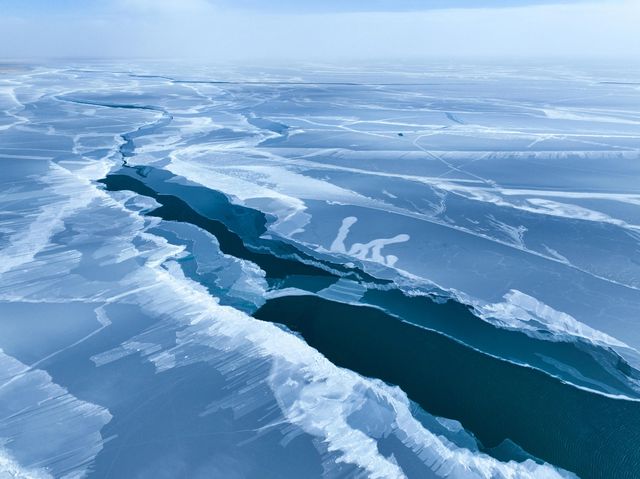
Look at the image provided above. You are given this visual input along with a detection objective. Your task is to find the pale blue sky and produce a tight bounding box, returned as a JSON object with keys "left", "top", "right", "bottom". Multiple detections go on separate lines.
{"left": 0, "top": 0, "right": 591, "bottom": 13}
{"left": 0, "top": 0, "right": 638, "bottom": 61}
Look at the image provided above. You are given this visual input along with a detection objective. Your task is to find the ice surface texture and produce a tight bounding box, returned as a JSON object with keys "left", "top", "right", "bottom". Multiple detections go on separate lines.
{"left": 0, "top": 62, "right": 639, "bottom": 478}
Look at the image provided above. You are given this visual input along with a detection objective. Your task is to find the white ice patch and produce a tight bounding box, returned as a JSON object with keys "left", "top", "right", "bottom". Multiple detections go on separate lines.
{"left": 442, "top": 183, "right": 640, "bottom": 231}
{"left": 166, "top": 154, "right": 311, "bottom": 237}
{"left": 220, "top": 164, "right": 370, "bottom": 204}
{"left": 330, "top": 216, "right": 410, "bottom": 267}
{"left": 542, "top": 107, "right": 640, "bottom": 125}
{"left": 317, "top": 278, "right": 367, "bottom": 304}
{"left": 382, "top": 189, "right": 398, "bottom": 199}
{"left": 478, "top": 290, "right": 628, "bottom": 348}
{"left": 0, "top": 163, "right": 101, "bottom": 276}
{"left": 264, "top": 287, "right": 313, "bottom": 299}
{"left": 487, "top": 216, "right": 528, "bottom": 249}
{"left": 0, "top": 84, "right": 29, "bottom": 132}
{"left": 91, "top": 341, "right": 162, "bottom": 368}
{"left": 0, "top": 350, "right": 111, "bottom": 478}
{"left": 110, "top": 190, "right": 162, "bottom": 214}
{"left": 0, "top": 448, "right": 52, "bottom": 479}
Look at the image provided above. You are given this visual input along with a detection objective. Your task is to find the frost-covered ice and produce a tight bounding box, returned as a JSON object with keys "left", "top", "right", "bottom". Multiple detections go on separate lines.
{"left": 1, "top": 62, "right": 639, "bottom": 478}
{"left": 477, "top": 290, "right": 628, "bottom": 348}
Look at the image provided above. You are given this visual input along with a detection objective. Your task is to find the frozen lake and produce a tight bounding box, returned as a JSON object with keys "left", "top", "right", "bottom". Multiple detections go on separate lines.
{"left": 1, "top": 62, "right": 639, "bottom": 478}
